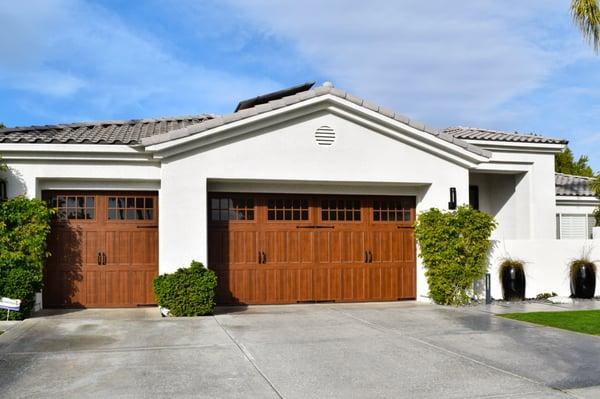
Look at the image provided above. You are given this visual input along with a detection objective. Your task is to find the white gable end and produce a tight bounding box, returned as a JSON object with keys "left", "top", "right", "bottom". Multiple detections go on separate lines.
{"left": 158, "top": 109, "right": 471, "bottom": 275}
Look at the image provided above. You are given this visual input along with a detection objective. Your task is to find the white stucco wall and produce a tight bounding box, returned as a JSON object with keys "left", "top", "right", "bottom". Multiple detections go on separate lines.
{"left": 472, "top": 149, "right": 558, "bottom": 240}
{"left": 488, "top": 239, "right": 600, "bottom": 298}
{"left": 0, "top": 108, "right": 569, "bottom": 304}
{"left": 159, "top": 111, "right": 471, "bottom": 299}
{"left": 556, "top": 202, "right": 598, "bottom": 215}
{"left": 0, "top": 145, "right": 160, "bottom": 198}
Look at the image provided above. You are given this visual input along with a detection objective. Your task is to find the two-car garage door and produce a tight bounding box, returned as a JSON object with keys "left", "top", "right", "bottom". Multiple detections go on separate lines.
{"left": 208, "top": 194, "right": 416, "bottom": 305}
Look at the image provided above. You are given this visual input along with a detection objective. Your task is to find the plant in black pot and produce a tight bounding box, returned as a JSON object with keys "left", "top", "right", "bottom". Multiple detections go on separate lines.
{"left": 499, "top": 259, "right": 526, "bottom": 301}
{"left": 570, "top": 258, "right": 596, "bottom": 299}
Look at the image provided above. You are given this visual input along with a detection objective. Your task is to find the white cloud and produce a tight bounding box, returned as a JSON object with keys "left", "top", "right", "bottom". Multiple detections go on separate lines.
{"left": 225, "top": 0, "right": 584, "bottom": 126}
{"left": 0, "top": 0, "right": 280, "bottom": 120}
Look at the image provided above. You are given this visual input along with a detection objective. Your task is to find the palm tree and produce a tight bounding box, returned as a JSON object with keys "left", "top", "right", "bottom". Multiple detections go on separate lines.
{"left": 572, "top": 0, "right": 600, "bottom": 51}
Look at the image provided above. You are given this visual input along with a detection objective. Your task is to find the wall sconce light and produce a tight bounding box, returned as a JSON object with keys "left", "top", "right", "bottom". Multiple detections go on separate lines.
{"left": 448, "top": 187, "right": 457, "bottom": 210}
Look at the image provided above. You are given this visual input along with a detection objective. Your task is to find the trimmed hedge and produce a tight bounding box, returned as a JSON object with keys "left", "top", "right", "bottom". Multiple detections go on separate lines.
{"left": 152, "top": 261, "right": 217, "bottom": 316}
{"left": 0, "top": 196, "right": 54, "bottom": 319}
{"left": 414, "top": 206, "right": 497, "bottom": 305}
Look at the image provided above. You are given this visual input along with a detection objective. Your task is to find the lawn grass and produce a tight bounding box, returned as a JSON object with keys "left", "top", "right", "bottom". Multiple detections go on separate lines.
{"left": 500, "top": 310, "right": 600, "bottom": 336}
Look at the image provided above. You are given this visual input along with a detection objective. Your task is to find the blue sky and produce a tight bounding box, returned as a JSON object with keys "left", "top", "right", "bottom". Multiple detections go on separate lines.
{"left": 1, "top": 0, "right": 600, "bottom": 170}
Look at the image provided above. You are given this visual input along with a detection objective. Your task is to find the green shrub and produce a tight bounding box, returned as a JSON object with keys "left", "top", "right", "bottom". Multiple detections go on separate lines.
{"left": 414, "top": 205, "right": 497, "bottom": 305}
{"left": 0, "top": 196, "right": 54, "bottom": 319}
{"left": 152, "top": 261, "right": 217, "bottom": 316}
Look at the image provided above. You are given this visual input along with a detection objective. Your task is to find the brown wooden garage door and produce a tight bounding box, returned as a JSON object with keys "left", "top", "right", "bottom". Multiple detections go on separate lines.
{"left": 208, "top": 194, "right": 416, "bottom": 305}
{"left": 43, "top": 191, "right": 158, "bottom": 308}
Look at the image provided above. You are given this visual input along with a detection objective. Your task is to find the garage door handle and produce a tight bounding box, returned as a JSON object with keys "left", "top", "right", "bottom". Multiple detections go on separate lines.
{"left": 364, "top": 251, "right": 368, "bottom": 263}
{"left": 258, "top": 251, "right": 262, "bottom": 264}
{"left": 368, "top": 251, "right": 373, "bottom": 263}
{"left": 97, "top": 252, "right": 102, "bottom": 265}
{"left": 261, "top": 251, "right": 267, "bottom": 264}
{"left": 102, "top": 252, "right": 107, "bottom": 265}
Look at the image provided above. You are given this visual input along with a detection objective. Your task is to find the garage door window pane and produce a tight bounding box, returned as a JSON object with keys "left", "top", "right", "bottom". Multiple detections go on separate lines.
{"left": 210, "top": 196, "right": 255, "bottom": 221}
{"left": 267, "top": 197, "right": 309, "bottom": 221}
{"left": 50, "top": 195, "right": 95, "bottom": 221}
{"left": 373, "top": 198, "right": 415, "bottom": 222}
{"left": 321, "top": 199, "right": 361, "bottom": 222}
{"left": 108, "top": 196, "right": 155, "bottom": 221}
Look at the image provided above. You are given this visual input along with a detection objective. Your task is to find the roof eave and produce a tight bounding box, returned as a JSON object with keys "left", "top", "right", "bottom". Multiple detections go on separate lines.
{"left": 462, "top": 139, "right": 566, "bottom": 153}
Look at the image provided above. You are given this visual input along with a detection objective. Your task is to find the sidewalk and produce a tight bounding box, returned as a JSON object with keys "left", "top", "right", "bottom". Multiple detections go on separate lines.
{"left": 474, "top": 298, "right": 600, "bottom": 314}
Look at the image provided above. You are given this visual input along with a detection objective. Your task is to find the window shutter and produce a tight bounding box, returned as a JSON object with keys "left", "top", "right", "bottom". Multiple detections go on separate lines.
{"left": 560, "top": 214, "right": 588, "bottom": 239}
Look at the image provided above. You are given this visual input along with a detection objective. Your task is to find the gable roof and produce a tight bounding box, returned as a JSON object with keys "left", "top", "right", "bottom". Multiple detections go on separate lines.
{"left": 139, "top": 84, "right": 491, "bottom": 158}
{"left": 555, "top": 173, "right": 597, "bottom": 197}
{"left": 0, "top": 83, "right": 567, "bottom": 156}
{"left": 0, "top": 115, "right": 213, "bottom": 145}
{"left": 444, "top": 126, "right": 568, "bottom": 145}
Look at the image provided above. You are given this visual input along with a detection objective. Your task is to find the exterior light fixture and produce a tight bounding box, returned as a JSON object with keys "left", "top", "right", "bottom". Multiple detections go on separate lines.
{"left": 448, "top": 187, "right": 457, "bottom": 210}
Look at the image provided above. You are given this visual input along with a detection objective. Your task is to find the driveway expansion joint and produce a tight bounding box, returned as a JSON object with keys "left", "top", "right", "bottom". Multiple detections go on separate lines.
{"left": 213, "top": 315, "right": 284, "bottom": 399}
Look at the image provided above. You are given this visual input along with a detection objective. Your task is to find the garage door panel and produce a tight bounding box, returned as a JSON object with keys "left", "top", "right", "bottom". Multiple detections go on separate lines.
{"left": 401, "top": 262, "right": 416, "bottom": 298}
{"left": 83, "top": 230, "right": 99, "bottom": 265}
{"left": 313, "top": 268, "right": 329, "bottom": 300}
{"left": 208, "top": 229, "right": 229, "bottom": 268}
{"left": 131, "top": 230, "right": 157, "bottom": 265}
{"left": 85, "top": 270, "right": 106, "bottom": 306}
{"left": 130, "top": 270, "right": 156, "bottom": 305}
{"left": 392, "top": 231, "right": 403, "bottom": 262}
{"left": 315, "top": 231, "right": 331, "bottom": 264}
{"left": 297, "top": 268, "right": 313, "bottom": 301}
{"left": 403, "top": 230, "right": 416, "bottom": 261}
{"left": 368, "top": 267, "right": 382, "bottom": 299}
{"left": 353, "top": 232, "right": 368, "bottom": 264}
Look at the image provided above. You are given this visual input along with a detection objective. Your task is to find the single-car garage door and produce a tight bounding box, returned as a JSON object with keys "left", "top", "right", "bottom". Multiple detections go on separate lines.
{"left": 43, "top": 191, "right": 158, "bottom": 308}
{"left": 208, "top": 194, "right": 416, "bottom": 304}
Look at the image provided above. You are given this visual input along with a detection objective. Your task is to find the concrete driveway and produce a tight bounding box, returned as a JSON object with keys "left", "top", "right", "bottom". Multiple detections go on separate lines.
{"left": 1, "top": 302, "right": 600, "bottom": 399}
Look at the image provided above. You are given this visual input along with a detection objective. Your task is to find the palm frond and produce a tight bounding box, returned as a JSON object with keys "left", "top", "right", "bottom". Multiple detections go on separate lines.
{"left": 572, "top": 0, "right": 600, "bottom": 52}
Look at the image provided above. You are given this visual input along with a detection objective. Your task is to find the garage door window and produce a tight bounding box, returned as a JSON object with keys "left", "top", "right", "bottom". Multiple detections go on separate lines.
{"left": 108, "top": 196, "right": 154, "bottom": 221}
{"left": 267, "top": 198, "right": 309, "bottom": 221}
{"left": 210, "top": 197, "right": 254, "bottom": 221}
{"left": 321, "top": 199, "right": 361, "bottom": 221}
{"left": 50, "top": 195, "right": 95, "bottom": 221}
{"left": 373, "top": 198, "right": 414, "bottom": 222}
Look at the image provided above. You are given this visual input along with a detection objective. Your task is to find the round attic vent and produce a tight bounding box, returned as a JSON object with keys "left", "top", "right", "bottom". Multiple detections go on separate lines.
{"left": 315, "top": 125, "right": 335, "bottom": 146}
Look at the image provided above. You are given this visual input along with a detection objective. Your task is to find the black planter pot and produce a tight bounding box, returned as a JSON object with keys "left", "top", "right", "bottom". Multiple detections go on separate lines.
{"left": 501, "top": 266, "right": 526, "bottom": 301}
{"left": 570, "top": 264, "right": 596, "bottom": 299}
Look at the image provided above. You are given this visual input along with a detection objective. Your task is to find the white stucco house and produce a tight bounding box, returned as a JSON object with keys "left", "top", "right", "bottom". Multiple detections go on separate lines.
{"left": 0, "top": 81, "right": 598, "bottom": 308}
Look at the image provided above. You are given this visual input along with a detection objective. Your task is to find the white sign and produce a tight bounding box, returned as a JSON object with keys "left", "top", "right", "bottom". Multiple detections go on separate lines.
{"left": 0, "top": 297, "right": 21, "bottom": 312}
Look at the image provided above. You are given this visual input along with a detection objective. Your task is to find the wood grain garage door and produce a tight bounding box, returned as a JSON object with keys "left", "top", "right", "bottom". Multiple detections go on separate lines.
{"left": 208, "top": 194, "right": 416, "bottom": 305}
{"left": 43, "top": 191, "right": 158, "bottom": 308}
